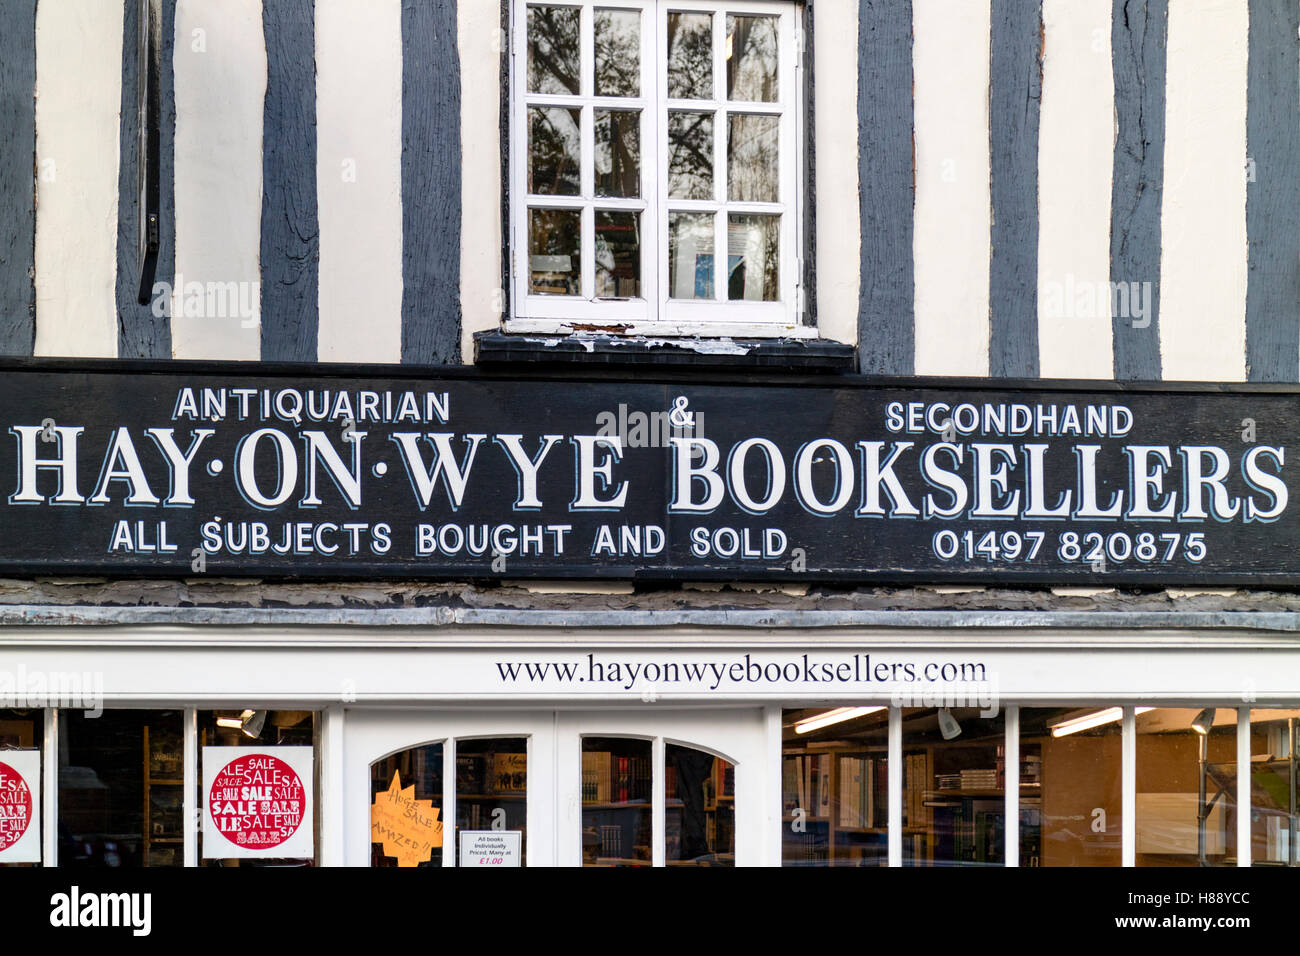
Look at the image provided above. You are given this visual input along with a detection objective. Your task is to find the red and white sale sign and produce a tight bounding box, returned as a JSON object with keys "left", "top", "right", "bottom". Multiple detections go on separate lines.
{"left": 202, "top": 747, "right": 313, "bottom": 859}
{"left": 0, "top": 751, "right": 40, "bottom": 863}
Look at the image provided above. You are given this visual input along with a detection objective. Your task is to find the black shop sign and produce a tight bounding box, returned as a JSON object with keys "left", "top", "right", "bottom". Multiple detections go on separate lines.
{"left": 1, "top": 359, "right": 1295, "bottom": 586}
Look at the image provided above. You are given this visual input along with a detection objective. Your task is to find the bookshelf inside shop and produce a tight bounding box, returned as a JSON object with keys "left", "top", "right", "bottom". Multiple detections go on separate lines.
{"left": 455, "top": 742, "right": 527, "bottom": 854}
{"left": 581, "top": 740, "right": 735, "bottom": 866}
{"left": 142, "top": 723, "right": 184, "bottom": 867}
{"left": 783, "top": 740, "right": 1043, "bottom": 866}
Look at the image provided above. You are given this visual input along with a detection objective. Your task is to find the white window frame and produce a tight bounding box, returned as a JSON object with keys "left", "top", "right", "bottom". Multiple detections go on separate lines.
{"left": 508, "top": 0, "right": 811, "bottom": 338}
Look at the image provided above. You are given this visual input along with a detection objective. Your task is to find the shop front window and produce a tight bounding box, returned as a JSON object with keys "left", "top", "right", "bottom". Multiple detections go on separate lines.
{"left": 371, "top": 742, "right": 445, "bottom": 868}
{"left": 781, "top": 707, "right": 889, "bottom": 866}
{"left": 199, "top": 710, "right": 318, "bottom": 867}
{"left": 59, "top": 709, "right": 184, "bottom": 867}
{"left": 455, "top": 737, "right": 528, "bottom": 865}
{"left": 1248, "top": 709, "right": 1300, "bottom": 865}
{"left": 1020, "top": 707, "right": 1122, "bottom": 867}
{"left": 0, "top": 709, "right": 42, "bottom": 867}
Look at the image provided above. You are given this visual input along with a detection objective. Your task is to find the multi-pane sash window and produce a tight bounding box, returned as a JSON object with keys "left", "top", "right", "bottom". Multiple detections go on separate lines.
{"left": 510, "top": 0, "right": 803, "bottom": 335}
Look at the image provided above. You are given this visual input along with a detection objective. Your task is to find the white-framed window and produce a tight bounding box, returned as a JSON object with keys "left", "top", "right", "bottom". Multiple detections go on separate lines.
{"left": 508, "top": 0, "right": 808, "bottom": 338}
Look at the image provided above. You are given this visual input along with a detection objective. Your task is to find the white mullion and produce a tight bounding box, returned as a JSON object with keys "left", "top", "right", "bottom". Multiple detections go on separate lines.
{"left": 1004, "top": 705, "right": 1019, "bottom": 867}
{"left": 1237, "top": 708, "right": 1251, "bottom": 867}
{"left": 779, "top": 3, "right": 797, "bottom": 312}
{"left": 638, "top": 1, "right": 657, "bottom": 311}
{"left": 513, "top": 1, "right": 531, "bottom": 315}
{"left": 658, "top": 0, "right": 673, "bottom": 312}
{"left": 652, "top": 736, "right": 666, "bottom": 867}
{"left": 1122, "top": 706, "right": 1136, "bottom": 866}
{"left": 888, "top": 707, "right": 903, "bottom": 867}
{"left": 580, "top": 4, "right": 596, "bottom": 299}
{"left": 443, "top": 737, "right": 457, "bottom": 867}
{"left": 525, "top": 194, "right": 589, "bottom": 209}
{"left": 42, "top": 708, "right": 57, "bottom": 866}
{"left": 712, "top": 10, "right": 728, "bottom": 302}
{"left": 183, "top": 707, "right": 198, "bottom": 866}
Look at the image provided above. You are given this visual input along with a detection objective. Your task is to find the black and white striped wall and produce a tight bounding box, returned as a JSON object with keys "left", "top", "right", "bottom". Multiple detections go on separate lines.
{"left": 0, "top": 0, "right": 1296, "bottom": 382}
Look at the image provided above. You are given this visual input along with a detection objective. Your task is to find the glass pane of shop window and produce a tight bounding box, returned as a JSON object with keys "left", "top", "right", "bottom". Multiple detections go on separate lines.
{"left": 595, "top": 211, "right": 640, "bottom": 298}
{"left": 594, "top": 8, "right": 639, "bottom": 97}
{"left": 726, "top": 214, "right": 779, "bottom": 301}
{"left": 595, "top": 109, "right": 640, "bottom": 197}
{"left": 199, "top": 710, "right": 318, "bottom": 866}
{"left": 1136, "top": 707, "right": 1237, "bottom": 867}
{"left": 781, "top": 707, "right": 889, "bottom": 867}
{"left": 668, "top": 212, "right": 715, "bottom": 299}
{"left": 0, "top": 709, "right": 41, "bottom": 867}
{"left": 529, "top": 208, "right": 582, "bottom": 295}
{"left": 371, "top": 743, "right": 444, "bottom": 868}
{"left": 1247, "top": 709, "right": 1300, "bottom": 865}
{"left": 666, "top": 745, "right": 734, "bottom": 866}
{"left": 668, "top": 111, "right": 713, "bottom": 199}
{"left": 455, "top": 738, "right": 527, "bottom": 866}
{"left": 667, "top": 12, "right": 713, "bottom": 100}
{"left": 727, "top": 113, "right": 778, "bottom": 202}
{"left": 528, "top": 4, "right": 580, "bottom": 94}
{"left": 529, "top": 106, "right": 581, "bottom": 196}
{"left": 581, "top": 737, "right": 652, "bottom": 866}
{"left": 726, "top": 15, "right": 778, "bottom": 102}
{"left": 901, "top": 707, "right": 1007, "bottom": 867}
{"left": 1018, "top": 707, "right": 1122, "bottom": 866}
{"left": 58, "top": 709, "right": 183, "bottom": 867}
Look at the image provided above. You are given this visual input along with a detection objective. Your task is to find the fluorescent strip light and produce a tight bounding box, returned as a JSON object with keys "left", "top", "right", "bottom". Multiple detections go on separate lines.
{"left": 216, "top": 709, "right": 255, "bottom": 730}
{"left": 794, "top": 706, "right": 886, "bottom": 735}
{"left": 1050, "top": 706, "right": 1154, "bottom": 737}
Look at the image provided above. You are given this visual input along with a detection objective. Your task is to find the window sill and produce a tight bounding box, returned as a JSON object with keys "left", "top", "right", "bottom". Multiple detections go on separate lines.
{"left": 473, "top": 331, "right": 857, "bottom": 372}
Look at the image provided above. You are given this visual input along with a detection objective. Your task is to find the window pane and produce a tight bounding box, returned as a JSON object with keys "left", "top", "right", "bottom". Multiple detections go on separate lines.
{"left": 595, "top": 109, "right": 640, "bottom": 197}
{"left": 58, "top": 709, "right": 183, "bottom": 867}
{"left": 1019, "top": 707, "right": 1122, "bottom": 866}
{"left": 667, "top": 744, "right": 734, "bottom": 866}
{"left": 727, "top": 113, "right": 779, "bottom": 202}
{"left": 727, "top": 214, "right": 779, "bottom": 301}
{"left": 1137, "top": 708, "right": 1237, "bottom": 867}
{"left": 669, "top": 212, "right": 714, "bottom": 299}
{"left": 528, "top": 5, "right": 580, "bottom": 94}
{"left": 667, "top": 12, "right": 713, "bottom": 99}
{"left": 781, "top": 708, "right": 889, "bottom": 867}
{"left": 200, "top": 710, "right": 317, "bottom": 866}
{"left": 0, "top": 710, "right": 41, "bottom": 867}
{"left": 596, "top": 211, "right": 640, "bottom": 298}
{"left": 529, "top": 106, "right": 581, "bottom": 196}
{"left": 1248, "top": 709, "right": 1300, "bottom": 865}
{"left": 529, "top": 208, "right": 581, "bottom": 295}
{"left": 727, "top": 15, "right": 779, "bottom": 102}
{"left": 595, "top": 8, "right": 639, "bottom": 97}
{"left": 581, "top": 737, "right": 652, "bottom": 866}
{"left": 902, "top": 707, "right": 1007, "bottom": 867}
{"left": 371, "top": 743, "right": 444, "bottom": 868}
{"left": 668, "top": 111, "right": 713, "bottom": 199}
{"left": 456, "top": 738, "right": 527, "bottom": 866}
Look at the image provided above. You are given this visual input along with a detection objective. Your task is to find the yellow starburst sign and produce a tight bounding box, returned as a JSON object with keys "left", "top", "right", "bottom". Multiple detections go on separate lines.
{"left": 371, "top": 771, "right": 443, "bottom": 867}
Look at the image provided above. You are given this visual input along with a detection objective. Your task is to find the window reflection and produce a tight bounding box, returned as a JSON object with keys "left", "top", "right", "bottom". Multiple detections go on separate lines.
{"left": 667, "top": 12, "right": 713, "bottom": 99}
{"left": 668, "top": 111, "right": 713, "bottom": 199}
{"left": 727, "top": 114, "right": 778, "bottom": 202}
{"left": 1248, "top": 709, "right": 1300, "bottom": 865}
{"left": 529, "top": 208, "right": 582, "bottom": 295}
{"left": 528, "top": 5, "right": 580, "bottom": 94}
{"left": 669, "top": 212, "right": 715, "bottom": 299}
{"left": 581, "top": 737, "right": 652, "bottom": 866}
{"left": 666, "top": 744, "right": 734, "bottom": 866}
{"left": 1136, "top": 708, "right": 1237, "bottom": 867}
{"left": 595, "top": 211, "right": 640, "bottom": 298}
{"left": 595, "top": 109, "right": 640, "bottom": 197}
{"left": 726, "top": 15, "right": 778, "bottom": 102}
{"left": 529, "top": 106, "right": 581, "bottom": 196}
{"left": 781, "top": 707, "right": 889, "bottom": 866}
{"left": 727, "top": 214, "right": 779, "bottom": 301}
{"left": 595, "top": 8, "right": 639, "bottom": 96}
{"left": 59, "top": 710, "right": 184, "bottom": 868}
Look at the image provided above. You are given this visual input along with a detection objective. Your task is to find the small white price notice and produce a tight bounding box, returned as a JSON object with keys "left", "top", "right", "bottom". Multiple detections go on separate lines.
{"left": 460, "top": 830, "right": 521, "bottom": 867}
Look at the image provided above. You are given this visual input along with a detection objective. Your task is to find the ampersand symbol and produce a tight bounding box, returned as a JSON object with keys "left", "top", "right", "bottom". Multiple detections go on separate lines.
{"left": 669, "top": 395, "right": 694, "bottom": 429}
